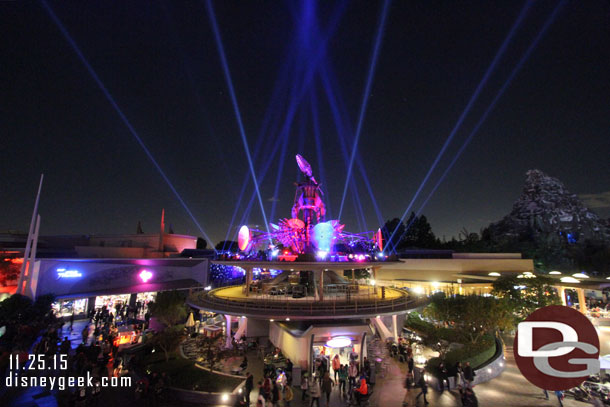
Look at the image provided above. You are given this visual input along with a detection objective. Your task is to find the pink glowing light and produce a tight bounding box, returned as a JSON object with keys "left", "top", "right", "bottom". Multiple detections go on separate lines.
{"left": 139, "top": 269, "right": 153, "bottom": 283}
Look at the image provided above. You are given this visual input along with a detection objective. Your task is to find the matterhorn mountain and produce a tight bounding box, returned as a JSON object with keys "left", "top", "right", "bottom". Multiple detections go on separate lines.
{"left": 485, "top": 169, "right": 609, "bottom": 245}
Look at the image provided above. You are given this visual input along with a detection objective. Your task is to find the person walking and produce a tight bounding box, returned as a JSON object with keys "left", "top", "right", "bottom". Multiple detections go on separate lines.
{"left": 438, "top": 362, "right": 450, "bottom": 393}
{"left": 348, "top": 361, "right": 358, "bottom": 389}
{"left": 332, "top": 354, "right": 341, "bottom": 381}
{"left": 338, "top": 364, "right": 348, "bottom": 397}
{"left": 69, "top": 312, "right": 75, "bottom": 331}
{"left": 309, "top": 378, "right": 321, "bottom": 407}
{"left": 415, "top": 370, "right": 429, "bottom": 405}
{"left": 283, "top": 381, "right": 294, "bottom": 407}
{"left": 271, "top": 381, "right": 281, "bottom": 407}
{"left": 301, "top": 373, "right": 309, "bottom": 402}
{"left": 321, "top": 372, "right": 334, "bottom": 407}
{"left": 244, "top": 372, "right": 253, "bottom": 406}
{"left": 555, "top": 390, "right": 564, "bottom": 407}
{"left": 402, "top": 371, "right": 414, "bottom": 406}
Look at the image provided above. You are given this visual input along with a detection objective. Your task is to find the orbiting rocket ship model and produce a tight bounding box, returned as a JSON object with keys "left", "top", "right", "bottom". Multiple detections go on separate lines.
{"left": 237, "top": 154, "right": 383, "bottom": 258}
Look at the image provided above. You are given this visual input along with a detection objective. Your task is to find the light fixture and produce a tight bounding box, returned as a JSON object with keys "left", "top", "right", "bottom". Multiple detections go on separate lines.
{"left": 549, "top": 271, "right": 562, "bottom": 275}
{"left": 326, "top": 336, "right": 352, "bottom": 348}
{"left": 221, "top": 393, "right": 229, "bottom": 402}
{"left": 487, "top": 368, "right": 492, "bottom": 374}
{"left": 413, "top": 286, "right": 424, "bottom": 295}
{"left": 488, "top": 272, "right": 500, "bottom": 277}
{"left": 269, "top": 319, "right": 274, "bottom": 322}
{"left": 560, "top": 277, "right": 580, "bottom": 284}
{"left": 285, "top": 318, "right": 290, "bottom": 321}
{"left": 139, "top": 269, "right": 153, "bottom": 283}
{"left": 370, "top": 279, "right": 376, "bottom": 286}
{"left": 432, "top": 281, "right": 440, "bottom": 288}
{"left": 376, "top": 315, "right": 381, "bottom": 319}
{"left": 572, "top": 273, "right": 589, "bottom": 278}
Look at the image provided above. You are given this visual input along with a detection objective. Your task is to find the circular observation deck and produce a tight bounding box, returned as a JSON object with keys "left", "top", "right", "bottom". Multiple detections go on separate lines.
{"left": 187, "top": 284, "right": 424, "bottom": 320}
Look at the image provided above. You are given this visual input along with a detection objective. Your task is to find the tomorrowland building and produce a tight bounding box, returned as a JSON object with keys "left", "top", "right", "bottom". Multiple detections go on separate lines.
{"left": 11, "top": 155, "right": 599, "bottom": 373}
{"left": 186, "top": 156, "right": 534, "bottom": 374}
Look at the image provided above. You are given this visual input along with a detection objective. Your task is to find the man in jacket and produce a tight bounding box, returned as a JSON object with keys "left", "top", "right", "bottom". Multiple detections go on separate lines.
{"left": 244, "top": 372, "right": 253, "bottom": 405}
{"left": 463, "top": 362, "right": 475, "bottom": 387}
{"left": 415, "top": 369, "right": 429, "bottom": 405}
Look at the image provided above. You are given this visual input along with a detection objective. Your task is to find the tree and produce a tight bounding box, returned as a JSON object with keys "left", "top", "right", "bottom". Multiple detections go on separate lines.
{"left": 381, "top": 218, "right": 405, "bottom": 252}
{"left": 196, "top": 237, "right": 208, "bottom": 250}
{"left": 492, "top": 274, "right": 561, "bottom": 323}
{"left": 215, "top": 240, "right": 238, "bottom": 252}
{"left": 148, "top": 291, "right": 188, "bottom": 327}
{"left": 424, "top": 295, "right": 513, "bottom": 345}
{"left": 149, "top": 326, "right": 184, "bottom": 362}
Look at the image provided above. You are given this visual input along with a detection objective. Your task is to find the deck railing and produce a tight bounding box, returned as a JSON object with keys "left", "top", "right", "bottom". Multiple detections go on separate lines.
{"left": 187, "top": 285, "right": 427, "bottom": 317}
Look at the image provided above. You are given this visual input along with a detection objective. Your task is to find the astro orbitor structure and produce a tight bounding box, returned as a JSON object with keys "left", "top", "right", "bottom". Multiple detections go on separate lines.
{"left": 238, "top": 155, "right": 383, "bottom": 260}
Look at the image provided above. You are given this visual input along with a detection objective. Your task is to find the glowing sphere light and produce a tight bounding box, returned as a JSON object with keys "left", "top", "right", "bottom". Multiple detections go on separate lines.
{"left": 326, "top": 336, "right": 352, "bottom": 348}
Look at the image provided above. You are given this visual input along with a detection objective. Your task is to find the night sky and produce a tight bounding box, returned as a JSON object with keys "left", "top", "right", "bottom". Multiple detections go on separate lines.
{"left": 2, "top": 0, "right": 609, "bottom": 246}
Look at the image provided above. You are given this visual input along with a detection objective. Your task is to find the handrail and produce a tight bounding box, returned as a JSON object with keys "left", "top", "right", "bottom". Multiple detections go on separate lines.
{"left": 187, "top": 286, "right": 427, "bottom": 317}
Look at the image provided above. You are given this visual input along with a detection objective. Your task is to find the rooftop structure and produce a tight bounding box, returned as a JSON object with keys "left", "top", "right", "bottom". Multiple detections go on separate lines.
{"left": 235, "top": 155, "right": 383, "bottom": 261}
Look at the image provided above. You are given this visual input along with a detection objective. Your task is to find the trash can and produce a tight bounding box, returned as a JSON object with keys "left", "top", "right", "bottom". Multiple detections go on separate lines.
{"left": 369, "top": 361, "right": 377, "bottom": 384}
{"left": 292, "top": 366, "right": 302, "bottom": 387}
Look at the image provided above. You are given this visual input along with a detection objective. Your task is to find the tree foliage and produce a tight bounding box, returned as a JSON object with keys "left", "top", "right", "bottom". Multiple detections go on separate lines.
{"left": 491, "top": 274, "right": 561, "bottom": 323}
{"left": 148, "top": 290, "right": 188, "bottom": 327}
{"left": 215, "top": 240, "right": 238, "bottom": 252}
{"left": 381, "top": 213, "right": 439, "bottom": 251}
{"left": 196, "top": 237, "right": 208, "bottom": 250}
{"left": 424, "top": 294, "right": 513, "bottom": 345}
{"left": 149, "top": 325, "right": 184, "bottom": 362}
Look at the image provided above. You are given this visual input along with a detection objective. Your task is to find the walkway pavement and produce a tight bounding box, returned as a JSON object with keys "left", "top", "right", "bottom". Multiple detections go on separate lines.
{"left": 7, "top": 324, "right": 597, "bottom": 407}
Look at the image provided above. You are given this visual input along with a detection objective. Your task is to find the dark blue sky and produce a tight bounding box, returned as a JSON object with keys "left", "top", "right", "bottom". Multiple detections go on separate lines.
{"left": 1, "top": 0, "right": 609, "bottom": 246}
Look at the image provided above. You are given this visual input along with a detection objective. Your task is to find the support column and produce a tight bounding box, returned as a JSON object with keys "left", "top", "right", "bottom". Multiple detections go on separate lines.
{"left": 556, "top": 286, "right": 567, "bottom": 306}
{"left": 225, "top": 314, "right": 232, "bottom": 348}
{"left": 577, "top": 288, "right": 587, "bottom": 315}
{"left": 319, "top": 269, "right": 324, "bottom": 302}
{"left": 245, "top": 267, "right": 253, "bottom": 297}
{"left": 372, "top": 267, "right": 379, "bottom": 295}
{"left": 392, "top": 314, "right": 398, "bottom": 341}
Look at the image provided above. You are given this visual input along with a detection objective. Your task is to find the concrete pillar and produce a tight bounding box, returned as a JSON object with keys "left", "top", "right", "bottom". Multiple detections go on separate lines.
{"left": 556, "top": 286, "right": 567, "bottom": 306}
{"left": 372, "top": 267, "right": 379, "bottom": 295}
{"left": 225, "top": 314, "right": 232, "bottom": 348}
{"left": 392, "top": 314, "right": 398, "bottom": 341}
{"left": 577, "top": 288, "right": 587, "bottom": 314}
{"left": 245, "top": 267, "right": 253, "bottom": 297}
{"left": 319, "top": 269, "right": 324, "bottom": 301}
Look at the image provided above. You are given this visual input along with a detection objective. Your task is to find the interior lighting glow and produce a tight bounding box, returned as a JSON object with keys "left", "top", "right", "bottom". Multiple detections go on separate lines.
{"left": 488, "top": 272, "right": 501, "bottom": 277}
{"left": 572, "top": 273, "right": 589, "bottom": 278}
{"left": 413, "top": 286, "right": 424, "bottom": 295}
{"left": 560, "top": 277, "right": 580, "bottom": 284}
{"left": 221, "top": 393, "right": 229, "bottom": 402}
{"left": 370, "top": 279, "right": 376, "bottom": 286}
{"left": 326, "top": 336, "right": 352, "bottom": 348}
{"left": 549, "top": 271, "right": 562, "bottom": 275}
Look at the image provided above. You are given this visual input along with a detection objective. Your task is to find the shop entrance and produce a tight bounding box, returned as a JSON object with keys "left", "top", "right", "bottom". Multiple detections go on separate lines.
{"left": 52, "top": 298, "right": 88, "bottom": 318}
{"left": 95, "top": 294, "right": 130, "bottom": 316}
